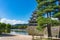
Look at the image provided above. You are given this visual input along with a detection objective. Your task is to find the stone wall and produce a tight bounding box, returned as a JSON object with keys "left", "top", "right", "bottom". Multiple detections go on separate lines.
{"left": 26, "top": 26, "right": 44, "bottom": 36}
{"left": 44, "top": 26, "right": 59, "bottom": 37}
{"left": 27, "top": 26, "right": 59, "bottom": 38}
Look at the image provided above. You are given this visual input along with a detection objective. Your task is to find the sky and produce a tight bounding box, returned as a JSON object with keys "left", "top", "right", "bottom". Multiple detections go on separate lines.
{"left": 0, "top": 0, "right": 37, "bottom": 25}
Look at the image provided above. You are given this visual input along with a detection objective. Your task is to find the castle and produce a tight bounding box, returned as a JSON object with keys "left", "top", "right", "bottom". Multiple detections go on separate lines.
{"left": 28, "top": 11, "right": 37, "bottom": 26}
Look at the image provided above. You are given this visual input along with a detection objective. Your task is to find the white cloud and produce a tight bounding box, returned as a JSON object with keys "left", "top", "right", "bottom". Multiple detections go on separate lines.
{"left": 0, "top": 18, "right": 58, "bottom": 25}
{"left": 0, "top": 18, "right": 28, "bottom": 25}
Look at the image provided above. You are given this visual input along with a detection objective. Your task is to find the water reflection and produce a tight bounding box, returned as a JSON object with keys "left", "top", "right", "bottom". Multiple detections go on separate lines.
{"left": 10, "top": 29, "right": 28, "bottom": 35}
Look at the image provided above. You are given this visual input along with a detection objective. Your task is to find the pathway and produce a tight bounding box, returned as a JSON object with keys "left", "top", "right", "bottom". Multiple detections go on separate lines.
{"left": 0, "top": 35, "right": 32, "bottom": 40}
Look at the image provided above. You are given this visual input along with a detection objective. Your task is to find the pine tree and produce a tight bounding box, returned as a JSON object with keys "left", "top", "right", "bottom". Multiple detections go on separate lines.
{"left": 36, "top": 0, "right": 57, "bottom": 37}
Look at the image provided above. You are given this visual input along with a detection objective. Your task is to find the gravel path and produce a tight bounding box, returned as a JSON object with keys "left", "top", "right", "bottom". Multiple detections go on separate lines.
{"left": 0, "top": 35, "right": 32, "bottom": 40}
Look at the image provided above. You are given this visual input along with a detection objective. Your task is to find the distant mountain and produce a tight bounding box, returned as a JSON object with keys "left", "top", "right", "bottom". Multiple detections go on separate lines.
{"left": 11, "top": 24, "right": 28, "bottom": 29}
{"left": 13, "top": 24, "right": 28, "bottom": 26}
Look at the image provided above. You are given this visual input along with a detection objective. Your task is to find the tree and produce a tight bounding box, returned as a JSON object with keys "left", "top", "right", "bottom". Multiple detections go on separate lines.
{"left": 36, "top": 0, "right": 57, "bottom": 37}
{"left": 0, "top": 23, "right": 6, "bottom": 34}
{"left": 5, "top": 24, "right": 11, "bottom": 33}
{"left": 0, "top": 23, "right": 11, "bottom": 34}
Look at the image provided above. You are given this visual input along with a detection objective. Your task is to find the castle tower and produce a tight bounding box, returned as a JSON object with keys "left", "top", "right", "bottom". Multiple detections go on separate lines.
{"left": 28, "top": 11, "right": 37, "bottom": 26}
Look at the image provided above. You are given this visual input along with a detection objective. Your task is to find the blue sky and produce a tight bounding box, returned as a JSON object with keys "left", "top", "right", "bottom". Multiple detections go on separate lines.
{"left": 0, "top": 0, "right": 37, "bottom": 24}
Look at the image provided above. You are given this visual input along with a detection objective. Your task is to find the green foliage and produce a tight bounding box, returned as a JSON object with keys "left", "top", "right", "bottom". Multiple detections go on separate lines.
{"left": 5, "top": 24, "right": 11, "bottom": 33}
{"left": 36, "top": 0, "right": 60, "bottom": 31}
{"left": 36, "top": 26, "right": 44, "bottom": 31}
{"left": 37, "top": 16, "right": 50, "bottom": 31}
{"left": 51, "top": 20, "right": 60, "bottom": 26}
{"left": 53, "top": 12, "right": 60, "bottom": 18}
{"left": 36, "top": 0, "right": 42, "bottom": 3}
{"left": 37, "top": 17, "right": 47, "bottom": 25}
{"left": 37, "top": 11, "right": 43, "bottom": 16}
{"left": 0, "top": 23, "right": 11, "bottom": 34}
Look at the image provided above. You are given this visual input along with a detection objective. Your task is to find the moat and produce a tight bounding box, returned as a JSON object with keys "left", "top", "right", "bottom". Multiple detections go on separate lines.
{"left": 10, "top": 29, "right": 28, "bottom": 35}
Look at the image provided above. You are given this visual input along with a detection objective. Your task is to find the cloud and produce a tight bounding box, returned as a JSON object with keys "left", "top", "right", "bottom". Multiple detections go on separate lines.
{"left": 0, "top": 18, "right": 28, "bottom": 25}
{"left": 0, "top": 18, "right": 58, "bottom": 25}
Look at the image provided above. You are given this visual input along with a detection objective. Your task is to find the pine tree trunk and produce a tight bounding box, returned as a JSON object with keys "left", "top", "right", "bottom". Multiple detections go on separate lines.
{"left": 47, "top": 13, "right": 52, "bottom": 37}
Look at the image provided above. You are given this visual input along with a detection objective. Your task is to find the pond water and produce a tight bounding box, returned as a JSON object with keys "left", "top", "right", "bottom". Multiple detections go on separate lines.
{"left": 10, "top": 29, "right": 28, "bottom": 35}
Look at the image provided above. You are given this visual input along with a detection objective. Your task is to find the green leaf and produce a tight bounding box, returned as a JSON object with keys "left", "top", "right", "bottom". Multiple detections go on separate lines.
{"left": 53, "top": 12, "right": 60, "bottom": 18}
